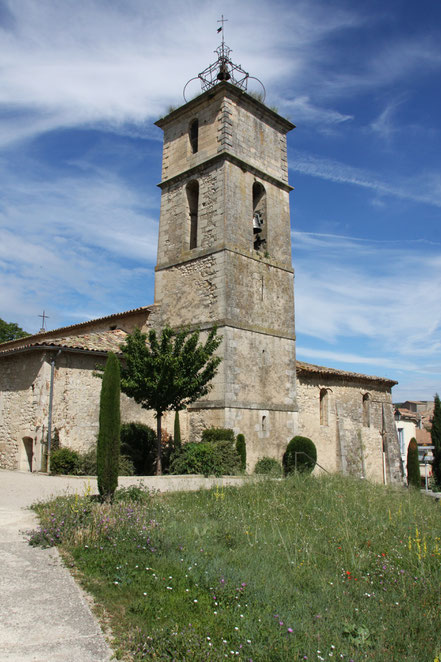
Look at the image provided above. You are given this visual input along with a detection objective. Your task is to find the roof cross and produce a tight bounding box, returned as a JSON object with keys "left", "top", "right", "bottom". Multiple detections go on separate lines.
{"left": 217, "top": 14, "right": 228, "bottom": 45}
{"left": 38, "top": 310, "right": 49, "bottom": 331}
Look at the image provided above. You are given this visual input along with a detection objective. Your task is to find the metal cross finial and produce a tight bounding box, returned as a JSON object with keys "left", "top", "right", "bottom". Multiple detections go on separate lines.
{"left": 217, "top": 14, "right": 228, "bottom": 45}
{"left": 38, "top": 310, "right": 49, "bottom": 331}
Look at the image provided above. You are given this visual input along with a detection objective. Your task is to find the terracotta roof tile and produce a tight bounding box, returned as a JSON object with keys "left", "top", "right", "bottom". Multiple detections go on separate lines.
{"left": 0, "top": 305, "right": 152, "bottom": 352}
{"left": 0, "top": 328, "right": 128, "bottom": 356}
{"left": 296, "top": 360, "right": 397, "bottom": 386}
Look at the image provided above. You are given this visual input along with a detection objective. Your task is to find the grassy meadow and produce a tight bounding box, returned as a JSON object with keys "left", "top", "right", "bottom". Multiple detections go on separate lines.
{"left": 30, "top": 475, "right": 441, "bottom": 661}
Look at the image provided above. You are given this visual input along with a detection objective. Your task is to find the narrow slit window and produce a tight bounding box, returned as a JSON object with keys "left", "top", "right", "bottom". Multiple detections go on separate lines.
{"left": 320, "top": 388, "right": 329, "bottom": 426}
{"left": 189, "top": 119, "right": 199, "bottom": 154}
{"left": 363, "top": 393, "right": 370, "bottom": 427}
{"left": 187, "top": 180, "right": 199, "bottom": 249}
{"left": 252, "top": 181, "right": 267, "bottom": 251}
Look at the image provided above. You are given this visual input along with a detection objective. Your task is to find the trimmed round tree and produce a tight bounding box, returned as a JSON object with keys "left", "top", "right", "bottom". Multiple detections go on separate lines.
{"left": 236, "top": 433, "right": 246, "bottom": 472}
{"left": 97, "top": 352, "right": 121, "bottom": 501}
{"left": 283, "top": 436, "right": 317, "bottom": 475}
{"left": 407, "top": 437, "right": 421, "bottom": 489}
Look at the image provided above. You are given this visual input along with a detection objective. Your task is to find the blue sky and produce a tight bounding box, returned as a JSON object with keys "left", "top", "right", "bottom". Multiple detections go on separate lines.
{"left": 1, "top": 0, "right": 440, "bottom": 401}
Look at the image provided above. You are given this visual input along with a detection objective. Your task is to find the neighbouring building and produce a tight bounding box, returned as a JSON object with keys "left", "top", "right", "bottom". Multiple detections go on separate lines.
{"left": 0, "top": 40, "right": 402, "bottom": 484}
{"left": 395, "top": 403, "right": 434, "bottom": 482}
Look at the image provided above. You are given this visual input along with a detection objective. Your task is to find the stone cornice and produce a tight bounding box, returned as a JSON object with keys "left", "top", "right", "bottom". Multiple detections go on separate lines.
{"left": 157, "top": 150, "right": 293, "bottom": 193}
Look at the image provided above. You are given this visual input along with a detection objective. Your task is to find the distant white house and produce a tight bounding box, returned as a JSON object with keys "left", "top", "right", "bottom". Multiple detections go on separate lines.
{"left": 394, "top": 403, "right": 434, "bottom": 483}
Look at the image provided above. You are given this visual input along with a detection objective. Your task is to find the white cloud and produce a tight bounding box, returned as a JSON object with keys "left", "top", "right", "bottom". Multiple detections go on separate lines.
{"left": 289, "top": 151, "right": 441, "bottom": 208}
{"left": 369, "top": 100, "right": 404, "bottom": 141}
{"left": 0, "top": 0, "right": 365, "bottom": 146}
{"left": 293, "top": 231, "right": 441, "bottom": 358}
{"left": 0, "top": 157, "right": 158, "bottom": 332}
{"left": 278, "top": 95, "right": 353, "bottom": 128}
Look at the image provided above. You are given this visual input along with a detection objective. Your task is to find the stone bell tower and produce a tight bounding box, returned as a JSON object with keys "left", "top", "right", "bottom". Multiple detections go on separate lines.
{"left": 154, "top": 39, "right": 298, "bottom": 466}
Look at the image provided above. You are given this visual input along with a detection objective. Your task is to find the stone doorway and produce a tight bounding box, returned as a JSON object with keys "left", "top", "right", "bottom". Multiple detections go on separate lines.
{"left": 21, "top": 437, "right": 33, "bottom": 471}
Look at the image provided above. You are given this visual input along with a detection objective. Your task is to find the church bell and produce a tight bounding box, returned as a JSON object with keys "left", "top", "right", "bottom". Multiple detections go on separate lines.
{"left": 217, "top": 60, "right": 231, "bottom": 81}
{"left": 253, "top": 212, "right": 263, "bottom": 234}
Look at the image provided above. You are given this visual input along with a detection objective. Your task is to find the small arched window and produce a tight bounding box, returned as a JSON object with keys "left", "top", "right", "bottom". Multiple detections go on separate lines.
{"left": 186, "top": 180, "right": 199, "bottom": 249}
{"left": 252, "top": 181, "right": 267, "bottom": 251}
{"left": 363, "top": 393, "right": 370, "bottom": 427}
{"left": 320, "top": 388, "right": 329, "bottom": 426}
{"left": 189, "top": 119, "right": 199, "bottom": 154}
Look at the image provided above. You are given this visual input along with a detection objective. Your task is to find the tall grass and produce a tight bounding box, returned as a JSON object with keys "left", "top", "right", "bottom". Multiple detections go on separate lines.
{"left": 30, "top": 475, "right": 441, "bottom": 661}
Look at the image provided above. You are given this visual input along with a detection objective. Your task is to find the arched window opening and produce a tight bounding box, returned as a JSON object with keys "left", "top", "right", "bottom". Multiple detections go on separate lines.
{"left": 320, "top": 388, "right": 329, "bottom": 426}
{"left": 262, "top": 415, "right": 267, "bottom": 431}
{"left": 189, "top": 119, "right": 199, "bottom": 154}
{"left": 252, "top": 181, "right": 267, "bottom": 251}
{"left": 363, "top": 393, "right": 370, "bottom": 427}
{"left": 186, "top": 180, "right": 199, "bottom": 249}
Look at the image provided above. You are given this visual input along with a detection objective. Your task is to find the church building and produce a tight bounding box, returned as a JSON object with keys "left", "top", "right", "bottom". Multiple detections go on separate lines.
{"left": 0, "top": 40, "right": 402, "bottom": 484}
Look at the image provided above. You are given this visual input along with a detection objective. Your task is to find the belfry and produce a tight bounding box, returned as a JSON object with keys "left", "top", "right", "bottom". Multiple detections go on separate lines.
{"left": 0, "top": 28, "right": 402, "bottom": 484}
{"left": 153, "top": 37, "right": 298, "bottom": 465}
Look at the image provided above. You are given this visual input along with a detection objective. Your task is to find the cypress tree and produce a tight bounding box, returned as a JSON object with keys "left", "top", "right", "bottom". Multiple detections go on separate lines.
{"left": 174, "top": 410, "right": 182, "bottom": 448}
{"left": 236, "top": 433, "right": 246, "bottom": 472}
{"left": 407, "top": 438, "right": 421, "bottom": 489}
{"left": 431, "top": 393, "right": 441, "bottom": 487}
{"left": 97, "top": 352, "right": 121, "bottom": 501}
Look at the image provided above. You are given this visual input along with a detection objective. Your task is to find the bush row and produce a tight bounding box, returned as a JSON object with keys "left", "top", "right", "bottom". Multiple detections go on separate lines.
{"left": 49, "top": 425, "right": 317, "bottom": 478}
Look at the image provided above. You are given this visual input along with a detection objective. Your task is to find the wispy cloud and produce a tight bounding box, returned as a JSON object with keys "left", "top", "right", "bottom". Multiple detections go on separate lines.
{"left": 293, "top": 231, "right": 441, "bottom": 358}
{"left": 0, "top": 156, "right": 158, "bottom": 332}
{"left": 0, "top": 0, "right": 364, "bottom": 146}
{"left": 278, "top": 95, "right": 353, "bottom": 129}
{"left": 369, "top": 99, "right": 405, "bottom": 141}
{"left": 289, "top": 151, "right": 441, "bottom": 208}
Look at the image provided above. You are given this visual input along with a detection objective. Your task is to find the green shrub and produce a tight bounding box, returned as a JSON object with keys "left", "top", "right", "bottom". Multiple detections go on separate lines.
{"left": 113, "top": 484, "right": 151, "bottom": 504}
{"left": 254, "top": 456, "right": 282, "bottom": 476}
{"left": 77, "top": 447, "right": 97, "bottom": 475}
{"left": 97, "top": 352, "right": 121, "bottom": 501}
{"left": 170, "top": 440, "right": 241, "bottom": 476}
{"left": 283, "top": 436, "right": 317, "bottom": 475}
{"left": 407, "top": 438, "right": 421, "bottom": 488}
{"left": 50, "top": 447, "right": 80, "bottom": 475}
{"left": 120, "top": 422, "right": 157, "bottom": 475}
{"left": 236, "top": 433, "right": 246, "bottom": 471}
{"left": 201, "top": 427, "right": 235, "bottom": 443}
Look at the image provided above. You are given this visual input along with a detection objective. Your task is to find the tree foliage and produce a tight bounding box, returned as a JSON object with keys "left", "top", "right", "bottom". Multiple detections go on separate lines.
{"left": 120, "top": 422, "right": 157, "bottom": 475}
{"left": 431, "top": 393, "right": 441, "bottom": 487}
{"left": 97, "top": 352, "right": 121, "bottom": 501}
{"left": 0, "top": 318, "right": 30, "bottom": 343}
{"left": 406, "top": 437, "right": 421, "bottom": 489}
{"left": 120, "top": 326, "right": 222, "bottom": 474}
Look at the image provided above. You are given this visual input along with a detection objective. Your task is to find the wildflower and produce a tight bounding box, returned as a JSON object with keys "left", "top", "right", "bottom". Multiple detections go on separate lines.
{"left": 287, "top": 628, "right": 293, "bottom": 633}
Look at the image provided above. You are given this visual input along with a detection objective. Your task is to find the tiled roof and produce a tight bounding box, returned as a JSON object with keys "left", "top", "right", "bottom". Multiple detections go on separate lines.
{"left": 416, "top": 428, "right": 432, "bottom": 445}
{"left": 0, "top": 328, "right": 129, "bottom": 357}
{"left": 0, "top": 305, "right": 152, "bottom": 352}
{"left": 296, "top": 360, "right": 397, "bottom": 386}
{"left": 395, "top": 407, "right": 420, "bottom": 421}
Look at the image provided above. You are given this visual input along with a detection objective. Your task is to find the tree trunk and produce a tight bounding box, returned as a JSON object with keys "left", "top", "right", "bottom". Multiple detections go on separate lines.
{"left": 156, "top": 414, "right": 163, "bottom": 475}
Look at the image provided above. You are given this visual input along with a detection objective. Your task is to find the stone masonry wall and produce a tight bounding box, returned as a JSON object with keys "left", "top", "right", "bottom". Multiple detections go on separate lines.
{"left": 0, "top": 350, "right": 177, "bottom": 471}
{"left": 296, "top": 374, "right": 401, "bottom": 483}
{"left": 0, "top": 353, "right": 45, "bottom": 470}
